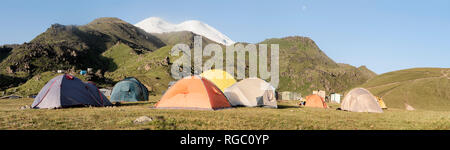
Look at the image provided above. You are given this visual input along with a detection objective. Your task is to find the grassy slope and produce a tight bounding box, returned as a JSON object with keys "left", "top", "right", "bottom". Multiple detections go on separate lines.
{"left": 0, "top": 98, "right": 449, "bottom": 130}
{"left": 260, "top": 37, "right": 376, "bottom": 95}
{"left": 362, "top": 68, "right": 450, "bottom": 111}
{"left": 102, "top": 43, "right": 175, "bottom": 95}
{"left": 5, "top": 72, "right": 88, "bottom": 96}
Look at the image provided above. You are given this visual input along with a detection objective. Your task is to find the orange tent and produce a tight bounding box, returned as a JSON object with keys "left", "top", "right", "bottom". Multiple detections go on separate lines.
{"left": 156, "top": 76, "right": 231, "bottom": 110}
{"left": 304, "top": 94, "right": 328, "bottom": 108}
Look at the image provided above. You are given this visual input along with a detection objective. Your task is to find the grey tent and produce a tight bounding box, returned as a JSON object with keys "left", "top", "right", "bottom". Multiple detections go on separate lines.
{"left": 110, "top": 77, "right": 149, "bottom": 102}
{"left": 259, "top": 88, "right": 277, "bottom": 108}
{"left": 32, "top": 74, "right": 112, "bottom": 109}
{"left": 99, "top": 88, "right": 112, "bottom": 97}
{"left": 340, "top": 88, "right": 383, "bottom": 113}
{"left": 224, "top": 78, "right": 277, "bottom": 108}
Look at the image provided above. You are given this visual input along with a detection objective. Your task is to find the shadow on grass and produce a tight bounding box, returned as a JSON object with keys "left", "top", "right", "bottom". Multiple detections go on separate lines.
{"left": 277, "top": 105, "right": 300, "bottom": 109}
{"left": 114, "top": 102, "right": 154, "bottom": 107}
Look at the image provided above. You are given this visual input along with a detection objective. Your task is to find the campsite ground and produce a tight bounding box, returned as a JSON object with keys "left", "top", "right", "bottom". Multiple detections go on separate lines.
{"left": 1, "top": 97, "right": 449, "bottom": 130}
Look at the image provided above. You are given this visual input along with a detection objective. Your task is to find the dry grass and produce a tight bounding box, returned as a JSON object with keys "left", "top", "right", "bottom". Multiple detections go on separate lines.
{"left": 363, "top": 68, "right": 450, "bottom": 111}
{"left": 0, "top": 97, "right": 449, "bottom": 130}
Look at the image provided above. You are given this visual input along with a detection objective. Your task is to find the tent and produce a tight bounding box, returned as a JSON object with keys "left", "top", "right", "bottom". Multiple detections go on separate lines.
{"left": 156, "top": 76, "right": 231, "bottom": 110}
{"left": 340, "top": 88, "right": 383, "bottom": 113}
{"left": 313, "top": 90, "right": 326, "bottom": 100}
{"left": 259, "top": 87, "right": 277, "bottom": 108}
{"left": 110, "top": 77, "right": 149, "bottom": 102}
{"left": 32, "top": 74, "right": 112, "bottom": 109}
{"left": 376, "top": 96, "right": 388, "bottom": 109}
{"left": 330, "top": 93, "right": 341, "bottom": 103}
{"left": 405, "top": 103, "right": 415, "bottom": 111}
{"left": 278, "top": 91, "right": 301, "bottom": 100}
{"left": 304, "top": 94, "right": 328, "bottom": 108}
{"left": 224, "top": 78, "right": 278, "bottom": 108}
{"left": 200, "top": 69, "right": 236, "bottom": 91}
{"left": 99, "top": 88, "right": 112, "bottom": 97}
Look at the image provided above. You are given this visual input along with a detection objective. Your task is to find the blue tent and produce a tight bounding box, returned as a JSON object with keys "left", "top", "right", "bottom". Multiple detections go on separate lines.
{"left": 110, "top": 77, "right": 149, "bottom": 102}
{"left": 32, "top": 74, "right": 112, "bottom": 109}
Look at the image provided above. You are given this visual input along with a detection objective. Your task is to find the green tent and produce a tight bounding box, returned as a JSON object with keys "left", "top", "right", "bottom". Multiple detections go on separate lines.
{"left": 110, "top": 77, "right": 149, "bottom": 102}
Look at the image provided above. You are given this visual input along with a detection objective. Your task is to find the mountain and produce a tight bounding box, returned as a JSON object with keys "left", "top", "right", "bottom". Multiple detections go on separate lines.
{"left": 0, "top": 17, "right": 167, "bottom": 91}
{"left": 362, "top": 68, "right": 450, "bottom": 111}
{"left": 136, "top": 32, "right": 377, "bottom": 95}
{"left": 135, "top": 17, "right": 235, "bottom": 46}
{"left": 0, "top": 17, "right": 165, "bottom": 77}
{"left": 1, "top": 17, "right": 376, "bottom": 97}
{"left": 259, "top": 36, "right": 376, "bottom": 95}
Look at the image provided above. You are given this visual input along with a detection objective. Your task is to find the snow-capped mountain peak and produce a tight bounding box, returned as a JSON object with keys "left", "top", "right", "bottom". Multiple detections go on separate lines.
{"left": 135, "top": 17, "right": 235, "bottom": 46}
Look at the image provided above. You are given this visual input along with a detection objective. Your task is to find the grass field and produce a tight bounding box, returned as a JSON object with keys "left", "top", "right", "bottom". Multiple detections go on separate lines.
{"left": 1, "top": 96, "right": 449, "bottom": 130}
{"left": 362, "top": 68, "right": 450, "bottom": 111}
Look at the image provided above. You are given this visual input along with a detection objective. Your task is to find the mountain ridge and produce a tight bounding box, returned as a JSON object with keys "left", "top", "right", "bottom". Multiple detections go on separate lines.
{"left": 258, "top": 36, "right": 376, "bottom": 94}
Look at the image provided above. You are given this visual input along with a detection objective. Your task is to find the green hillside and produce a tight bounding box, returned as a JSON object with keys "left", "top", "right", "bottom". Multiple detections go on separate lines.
{"left": 4, "top": 71, "right": 88, "bottom": 96}
{"left": 0, "top": 17, "right": 165, "bottom": 78}
{"left": 102, "top": 43, "right": 175, "bottom": 95}
{"left": 362, "top": 68, "right": 450, "bottom": 111}
{"left": 260, "top": 36, "right": 376, "bottom": 95}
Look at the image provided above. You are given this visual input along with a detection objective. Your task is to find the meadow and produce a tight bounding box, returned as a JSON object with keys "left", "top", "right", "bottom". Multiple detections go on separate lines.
{"left": 1, "top": 96, "right": 449, "bottom": 130}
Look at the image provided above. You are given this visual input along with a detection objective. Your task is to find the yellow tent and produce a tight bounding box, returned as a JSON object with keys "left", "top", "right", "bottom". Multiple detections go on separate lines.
{"left": 376, "top": 96, "right": 388, "bottom": 109}
{"left": 200, "top": 69, "right": 236, "bottom": 91}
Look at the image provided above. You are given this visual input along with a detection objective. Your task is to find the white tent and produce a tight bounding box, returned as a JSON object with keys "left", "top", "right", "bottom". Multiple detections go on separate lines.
{"left": 224, "top": 78, "right": 277, "bottom": 108}
{"left": 331, "top": 93, "right": 341, "bottom": 103}
{"left": 341, "top": 88, "right": 383, "bottom": 113}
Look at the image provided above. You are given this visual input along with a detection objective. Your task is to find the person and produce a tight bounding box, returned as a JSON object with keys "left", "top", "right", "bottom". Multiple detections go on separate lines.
{"left": 299, "top": 100, "right": 306, "bottom": 106}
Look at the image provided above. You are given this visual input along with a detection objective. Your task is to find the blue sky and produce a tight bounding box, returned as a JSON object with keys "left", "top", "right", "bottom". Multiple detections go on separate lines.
{"left": 0, "top": 0, "right": 449, "bottom": 74}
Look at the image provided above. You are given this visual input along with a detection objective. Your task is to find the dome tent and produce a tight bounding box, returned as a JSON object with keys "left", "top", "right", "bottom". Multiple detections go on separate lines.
{"left": 305, "top": 94, "right": 328, "bottom": 108}
{"left": 224, "top": 78, "right": 277, "bottom": 108}
{"left": 32, "top": 74, "right": 112, "bottom": 109}
{"left": 200, "top": 69, "right": 236, "bottom": 91}
{"left": 156, "top": 76, "right": 231, "bottom": 110}
{"left": 376, "top": 96, "right": 388, "bottom": 109}
{"left": 341, "top": 88, "right": 383, "bottom": 113}
{"left": 110, "top": 77, "right": 149, "bottom": 102}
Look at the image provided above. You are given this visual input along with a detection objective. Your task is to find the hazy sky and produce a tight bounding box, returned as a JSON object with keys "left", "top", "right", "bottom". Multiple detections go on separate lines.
{"left": 0, "top": 0, "right": 449, "bottom": 74}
